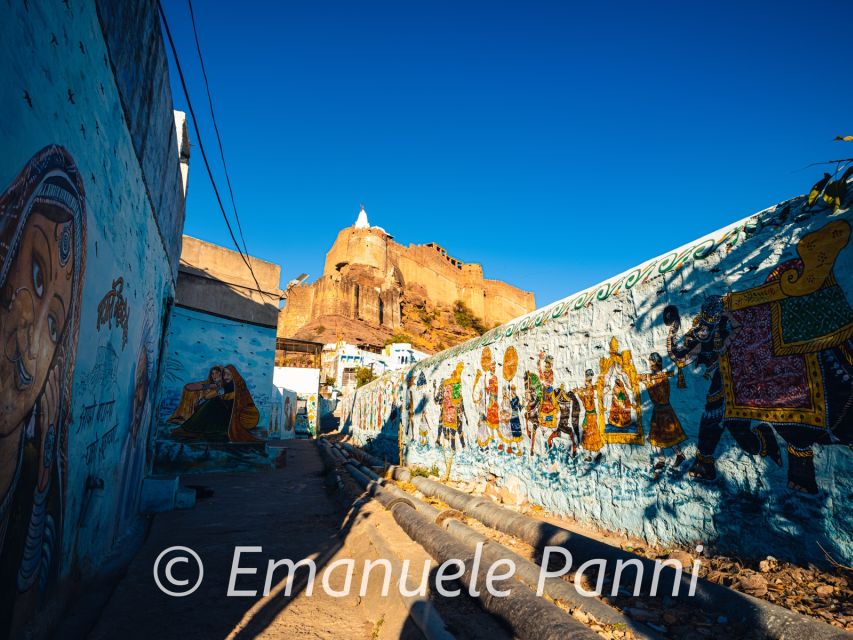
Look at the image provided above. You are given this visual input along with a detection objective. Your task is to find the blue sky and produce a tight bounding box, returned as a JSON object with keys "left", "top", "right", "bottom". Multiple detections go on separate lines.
{"left": 162, "top": 0, "right": 852, "bottom": 307}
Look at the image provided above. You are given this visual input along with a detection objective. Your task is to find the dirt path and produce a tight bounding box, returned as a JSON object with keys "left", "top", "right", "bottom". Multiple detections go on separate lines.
{"left": 88, "top": 440, "right": 417, "bottom": 639}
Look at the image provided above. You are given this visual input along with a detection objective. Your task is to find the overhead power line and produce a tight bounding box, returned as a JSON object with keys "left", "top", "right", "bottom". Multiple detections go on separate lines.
{"left": 186, "top": 0, "right": 251, "bottom": 260}
{"left": 158, "top": 0, "right": 267, "bottom": 299}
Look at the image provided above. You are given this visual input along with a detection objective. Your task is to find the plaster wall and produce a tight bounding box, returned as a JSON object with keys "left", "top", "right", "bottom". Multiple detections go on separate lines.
{"left": 0, "top": 0, "right": 185, "bottom": 635}
{"left": 343, "top": 193, "right": 853, "bottom": 567}
{"left": 153, "top": 306, "right": 276, "bottom": 474}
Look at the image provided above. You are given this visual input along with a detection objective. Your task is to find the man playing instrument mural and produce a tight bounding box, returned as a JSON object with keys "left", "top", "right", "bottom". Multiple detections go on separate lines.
{"left": 168, "top": 365, "right": 224, "bottom": 423}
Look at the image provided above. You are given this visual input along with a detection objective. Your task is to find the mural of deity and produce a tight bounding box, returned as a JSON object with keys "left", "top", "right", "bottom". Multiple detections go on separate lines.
{"left": 638, "top": 352, "right": 686, "bottom": 475}
{"left": 597, "top": 338, "right": 644, "bottom": 445}
{"left": 0, "top": 147, "right": 87, "bottom": 635}
{"left": 169, "top": 364, "right": 261, "bottom": 443}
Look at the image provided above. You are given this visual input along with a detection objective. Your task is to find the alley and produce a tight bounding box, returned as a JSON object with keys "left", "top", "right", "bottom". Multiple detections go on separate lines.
{"left": 88, "top": 440, "right": 416, "bottom": 639}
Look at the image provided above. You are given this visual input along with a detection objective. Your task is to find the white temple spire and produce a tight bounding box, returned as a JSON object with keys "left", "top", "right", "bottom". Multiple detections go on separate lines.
{"left": 354, "top": 204, "right": 370, "bottom": 229}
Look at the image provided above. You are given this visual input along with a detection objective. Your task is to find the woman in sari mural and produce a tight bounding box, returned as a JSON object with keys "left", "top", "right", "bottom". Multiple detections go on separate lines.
{"left": 639, "top": 353, "right": 687, "bottom": 475}
{"left": 168, "top": 365, "right": 224, "bottom": 423}
{"left": 0, "top": 146, "right": 86, "bottom": 636}
{"left": 170, "top": 364, "right": 261, "bottom": 443}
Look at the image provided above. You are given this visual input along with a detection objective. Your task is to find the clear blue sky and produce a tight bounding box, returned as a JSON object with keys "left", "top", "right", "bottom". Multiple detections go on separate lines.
{"left": 162, "top": 0, "right": 852, "bottom": 307}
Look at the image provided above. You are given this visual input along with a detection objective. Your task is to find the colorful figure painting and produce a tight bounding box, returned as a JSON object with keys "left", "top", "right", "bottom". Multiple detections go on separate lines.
{"left": 344, "top": 202, "right": 853, "bottom": 566}
{"left": 573, "top": 369, "right": 603, "bottom": 456}
{"left": 597, "top": 338, "right": 644, "bottom": 445}
{"left": 0, "top": 147, "right": 86, "bottom": 633}
{"left": 496, "top": 346, "right": 523, "bottom": 455}
{"left": 667, "top": 219, "right": 853, "bottom": 493}
{"left": 638, "top": 352, "right": 686, "bottom": 476}
{"left": 435, "top": 363, "right": 466, "bottom": 449}
{"left": 169, "top": 364, "right": 262, "bottom": 443}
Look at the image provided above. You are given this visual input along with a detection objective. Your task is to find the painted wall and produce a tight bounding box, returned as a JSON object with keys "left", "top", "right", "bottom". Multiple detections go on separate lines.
{"left": 274, "top": 367, "right": 320, "bottom": 436}
{"left": 270, "top": 386, "right": 298, "bottom": 439}
{"left": 153, "top": 306, "right": 276, "bottom": 474}
{"left": 343, "top": 190, "right": 853, "bottom": 566}
{"left": 0, "top": 0, "right": 185, "bottom": 636}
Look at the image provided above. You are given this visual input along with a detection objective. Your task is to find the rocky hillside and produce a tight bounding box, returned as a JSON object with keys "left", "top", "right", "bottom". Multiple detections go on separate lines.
{"left": 292, "top": 296, "right": 491, "bottom": 353}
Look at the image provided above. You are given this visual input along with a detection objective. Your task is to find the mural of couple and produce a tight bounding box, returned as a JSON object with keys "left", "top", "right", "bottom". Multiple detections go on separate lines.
{"left": 167, "top": 364, "right": 262, "bottom": 443}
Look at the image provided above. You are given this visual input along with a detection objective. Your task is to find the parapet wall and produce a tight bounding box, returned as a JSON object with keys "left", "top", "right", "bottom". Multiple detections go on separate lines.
{"left": 342, "top": 189, "right": 853, "bottom": 566}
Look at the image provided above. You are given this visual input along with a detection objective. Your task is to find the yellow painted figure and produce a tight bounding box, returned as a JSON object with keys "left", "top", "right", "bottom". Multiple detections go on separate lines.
{"left": 597, "top": 338, "right": 644, "bottom": 446}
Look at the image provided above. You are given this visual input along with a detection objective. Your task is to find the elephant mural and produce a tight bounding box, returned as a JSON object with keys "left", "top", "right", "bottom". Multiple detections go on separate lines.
{"left": 665, "top": 219, "right": 853, "bottom": 493}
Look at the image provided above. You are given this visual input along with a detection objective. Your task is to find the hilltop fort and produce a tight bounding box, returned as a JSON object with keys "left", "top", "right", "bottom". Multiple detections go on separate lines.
{"left": 278, "top": 206, "right": 536, "bottom": 351}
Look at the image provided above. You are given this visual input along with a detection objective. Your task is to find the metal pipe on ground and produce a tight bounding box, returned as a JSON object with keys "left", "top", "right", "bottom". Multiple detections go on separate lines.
{"left": 342, "top": 463, "right": 599, "bottom": 639}
{"left": 316, "top": 444, "right": 455, "bottom": 640}
{"left": 394, "top": 470, "right": 848, "bottom": 640}
{"left": 339, "top": 441, "right": 387, "bottom": 469}
{"left": 363, "top": 524, "right": 457, "bottom": 640}
{"left": 335, "top": 450, "right": 657, "bottom": 638}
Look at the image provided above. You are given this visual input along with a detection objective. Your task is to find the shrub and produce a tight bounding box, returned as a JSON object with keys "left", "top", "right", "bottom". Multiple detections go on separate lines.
{"left": 355, "top": 366, "right": 377, "bottom": 388}
{"left": 452, "top": 300, "right": 487, "bottom": 334}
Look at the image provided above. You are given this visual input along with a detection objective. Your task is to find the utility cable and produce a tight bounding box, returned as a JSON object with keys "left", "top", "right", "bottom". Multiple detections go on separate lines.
{"left": 158, "top": 0, "right": 267, "bottom": 299}
{"left": 186, "top": 0, "right": 251, "bottom": 260}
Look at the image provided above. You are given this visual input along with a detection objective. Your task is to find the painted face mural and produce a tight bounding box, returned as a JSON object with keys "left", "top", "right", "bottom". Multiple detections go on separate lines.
{"left": 169, "top": 364, "right": 262, "bottom": 443}
{"left": 0, "top": 146, "right": 86, "bottom": 634}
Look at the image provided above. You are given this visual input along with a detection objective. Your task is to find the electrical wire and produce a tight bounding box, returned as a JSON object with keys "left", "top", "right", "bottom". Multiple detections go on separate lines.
{"left": 186, "top": 0, "right": 250, "bottom": 260}
{"left": 158, "top": 0, "right": 267, "bottom": 298}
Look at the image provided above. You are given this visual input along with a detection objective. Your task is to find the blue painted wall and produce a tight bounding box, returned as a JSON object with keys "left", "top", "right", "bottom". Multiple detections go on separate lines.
{"left": 153, "top": 306, "right": 277, "bottom": 473}
{"left": 0, "top": 0, "right": 184, "bottom": 636}
{"left": 344, "top": 192, "right": 853, "bottom": 567}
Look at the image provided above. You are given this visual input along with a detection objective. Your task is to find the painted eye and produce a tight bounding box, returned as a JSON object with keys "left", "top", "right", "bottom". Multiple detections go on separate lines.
{"left": 47, "top": 314, "right": 58, "bottom": 342}
{"left": 32, "top": 257, "right": 45, "bottom": 298}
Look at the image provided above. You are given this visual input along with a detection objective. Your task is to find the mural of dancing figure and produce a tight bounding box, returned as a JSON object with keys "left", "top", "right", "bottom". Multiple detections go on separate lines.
{"left": 639, "top": 353, "right": 687, "bottom": 477}
{"left": 574, "top": 369, "right": 603, "bottom": 460}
